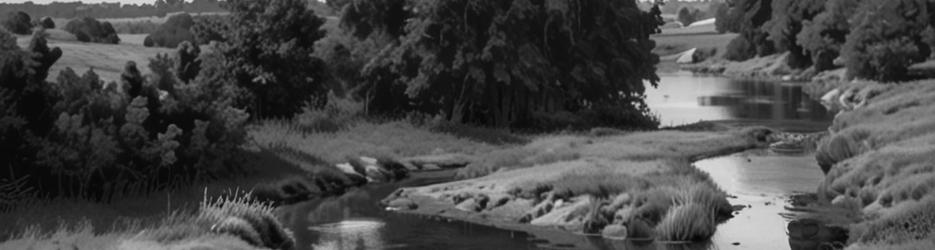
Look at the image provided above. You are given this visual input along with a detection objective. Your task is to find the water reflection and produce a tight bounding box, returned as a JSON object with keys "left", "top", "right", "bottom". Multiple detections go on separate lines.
{"left": 695, "top": 150, "right": 846, "bottom": 250}
{"left": 276, "top": 170, "right": 544, "bottom": 250}
{"left": 646, "top": 72, "right": 832, "bottom": 127}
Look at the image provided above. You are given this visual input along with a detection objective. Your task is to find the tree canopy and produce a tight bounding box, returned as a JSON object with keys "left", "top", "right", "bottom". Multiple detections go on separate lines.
{"left": 342, "top": 0, "right": 663, "bottom": 128}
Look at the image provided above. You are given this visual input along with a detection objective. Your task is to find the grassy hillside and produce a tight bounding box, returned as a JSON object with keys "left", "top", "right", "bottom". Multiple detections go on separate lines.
{"left": 813, "top": 81, "right": 935, "bottom": 249}
{"left": 15, "top": 32, "right": 173, "bottom": 83}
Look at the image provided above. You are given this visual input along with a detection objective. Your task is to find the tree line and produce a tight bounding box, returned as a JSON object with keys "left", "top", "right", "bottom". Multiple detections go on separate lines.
{"left": 0, "top": 0, "right": 663, "bottom": 206}
{"left": 0, "top": 0, "right": 223, "bottom": 19}
{"left": 715, "top": 0, "right": 935, "bottom": 82}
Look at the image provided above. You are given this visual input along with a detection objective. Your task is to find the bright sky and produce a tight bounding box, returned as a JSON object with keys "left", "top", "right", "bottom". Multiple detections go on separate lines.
{"left": 2, "top": 1, "right": 160, "bottom": 4}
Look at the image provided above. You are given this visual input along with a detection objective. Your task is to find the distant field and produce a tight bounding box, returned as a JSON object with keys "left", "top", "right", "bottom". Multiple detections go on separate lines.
{"left": 652, "top": 23, "right": 736, "bottom": 59}
{"left": 16, "top": 32, "right": 173, "bottom": 83}
{"left": 52, "top": 11, "right": 229, "bottom": 30}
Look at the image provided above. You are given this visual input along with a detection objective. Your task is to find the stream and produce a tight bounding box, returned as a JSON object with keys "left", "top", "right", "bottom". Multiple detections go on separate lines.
{"left": 276, "top": 72, "right": 841, "bottom": 249}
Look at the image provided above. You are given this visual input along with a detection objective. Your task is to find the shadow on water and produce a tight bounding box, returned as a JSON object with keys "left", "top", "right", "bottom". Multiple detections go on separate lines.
{"left": 646, "top": 72, "right": 833, "bottom": 127}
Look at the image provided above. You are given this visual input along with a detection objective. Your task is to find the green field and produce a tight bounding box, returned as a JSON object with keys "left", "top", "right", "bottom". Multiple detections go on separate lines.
{"left": 652, "top": 23, "right": 736, "bottom": 60}
{"left": 15, "top": 31, "right": 173, "bottom": 83}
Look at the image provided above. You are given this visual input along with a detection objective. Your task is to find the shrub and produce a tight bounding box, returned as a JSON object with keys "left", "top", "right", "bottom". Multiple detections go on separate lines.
{"left": 3, "top": 11, "right": 32, "bottom": 35}
{"left": 677, "top": 7, "right": 696, "bottom": 27}
{"left": 724, "top": 35, "right": 756, "bottom": 61}
{"left": 655, "top": 202, "right": 716, "bottom": 241}
{"left": 38, "top": 17, "right": 54, "bottom": 29}
{"left": 63, "top": 17, "right": 119, "bottom": 44}
{"left": 143, "top": 35, "right": 154, "bottom": 47}
{"left": 148, "top": 13, "right": 196, "bottom": 48}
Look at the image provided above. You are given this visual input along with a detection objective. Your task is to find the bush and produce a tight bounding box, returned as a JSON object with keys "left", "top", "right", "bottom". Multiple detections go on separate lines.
{"left": 148, "top": 13, "right": 196, "bottom": 48}
{"left": 677, "top": 7, "right": 697, "bottom": 27}
{"left": 3, "top": 11, "right": 32, "bottom": 35}
{"left": 724, "top": 35, "right": 756, "bottom": 61}
{"left": 143, "top": 35, "right": 154, "bottom": 47}
{"left": 38, "top": 17, "right": 54, "bottom": 29}
{"left": 63, "top": 17, "right": 119, "bottom": 44}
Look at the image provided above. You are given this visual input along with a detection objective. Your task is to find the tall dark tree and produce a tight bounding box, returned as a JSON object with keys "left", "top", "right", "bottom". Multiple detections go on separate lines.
{"left": 343, "top": 0, "right": 663, "bottom": 128}
{"left": 2, "top": 11, "right": 32, "bottom": 35}
{"left": 718, "top": 0, "right": 776, "bottom": 61}
{"left": 763, "top": 0, "right": 826, "bottom": 69}
{"left": 797, "top": 0, "right": 862, "bottom": 71}
{"left": 208, "top": 0, "right": 328, "bottom": 118}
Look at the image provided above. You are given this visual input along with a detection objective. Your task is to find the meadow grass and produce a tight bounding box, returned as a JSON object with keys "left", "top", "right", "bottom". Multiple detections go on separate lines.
{"left": 1, "top": 190, "right": 284, "bottom": 250}
{"left": 15, "top": 32, "right": 174, "bottom": 82}
{"left": 387, "top": 127, "right": 752, "bottom": 242}
{"left": 652, "top": 24, "right": 737, "bottom": 59}
{"left": 813, "top": 80, "right": 935, "bottom": 249}
{"left": 250, "top": 119, "right": 503, "bottom": 164}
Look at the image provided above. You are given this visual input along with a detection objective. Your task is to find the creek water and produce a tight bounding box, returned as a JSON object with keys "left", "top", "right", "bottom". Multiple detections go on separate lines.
{"left": 278, "top": 72, "right": 839, "bottom": 250}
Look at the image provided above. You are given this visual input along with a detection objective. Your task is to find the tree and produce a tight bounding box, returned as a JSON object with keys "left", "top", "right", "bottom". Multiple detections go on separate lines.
{"left": 208, "top": 0, "right": 328, "bottom": 118}
{"left": 797, "top": 0, "right": 863, "bottom": 71}
{"left": 3, "top": 11, "right": 32, "bottom": 35}
{"left": 39, "top": 16, "right": 55, "bottom": 29}
{"left": 843, "top": 0, "right": 934, "bottom": 81}
{"left": 762, "top": 0, "right": 826, "bottom": 69}
{"left": 147, "top": 13, "right": 196, "bottom": 48}
{"left": 343, "top": 0, "right": 663, "bottom": 128}
{"left": 64, "top": 17, "right": 120, "bottom": 44}
{"left": 678, "top": 7, "right": 697, "bottom": 27}
{"left": 718, "top": 0, "right": 776, "bottom": 61}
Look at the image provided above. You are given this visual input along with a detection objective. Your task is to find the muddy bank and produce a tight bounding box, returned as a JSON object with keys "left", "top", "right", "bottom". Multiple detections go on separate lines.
{"left": 812, "top": 80, "right": 935, "bottom": 249}
{"left": 381, "top": 127, "right": 782, "bottom": 242}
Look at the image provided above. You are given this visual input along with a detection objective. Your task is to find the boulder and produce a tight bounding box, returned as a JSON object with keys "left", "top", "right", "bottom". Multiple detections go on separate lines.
{"left": 455, "top": 198, "right": 482, "bottom": 212}
{"left": 676, "top": 48, "right": 697, "bottom": 64}
{"left": 402, "top": 153, "right": 474, "bottom": 169}
{"left": 601, "top": 225, "right": 628, "bottom": 240}
{"left": 386, "top": 198, "right": 419, "bottom": 211}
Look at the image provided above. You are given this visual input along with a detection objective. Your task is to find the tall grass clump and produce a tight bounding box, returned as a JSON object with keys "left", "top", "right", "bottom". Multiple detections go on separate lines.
{"left": 196, "top": 190, "right": 294, "bottom": 250}
{"left": 655, "top": 202, "right": 716, "bottom": 242}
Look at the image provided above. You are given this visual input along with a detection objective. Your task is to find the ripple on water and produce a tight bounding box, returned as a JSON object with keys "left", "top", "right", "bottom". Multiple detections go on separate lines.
{"left": 309, "top": 219, "right": 389, "bottom": 250}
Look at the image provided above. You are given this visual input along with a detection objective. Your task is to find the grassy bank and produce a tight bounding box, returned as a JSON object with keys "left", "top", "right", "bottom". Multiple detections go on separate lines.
{"left": 0, "top": 117, "right": 516, "bottom": 248}
{"left": 811, "top": 80, "right": 935, "bottom": 249}
{"left": 382, "top": 126, "right": 772, "bottom": 241}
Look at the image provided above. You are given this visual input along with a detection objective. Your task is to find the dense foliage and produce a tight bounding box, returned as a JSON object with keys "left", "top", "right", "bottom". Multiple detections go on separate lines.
{"left": 145, "top": 13, "right": 196, "bottom": 48}
{"left": 677, "top": 7, "right": 702, "bottom": 27}
{"left": 342, "top": 0, "right": 663, "bottom": 129}
{"left": 716, "top": 0, "right": 935, "bottom": 81}
{"left": 64, "top": 17, "right": 120, "bottom": 44}
{"left": 843, "top": 0, "right": 934, "bottom": 81}
{"left": 762, "top": 0, "right": 825, "bottom": 68}
{"left": 38, "top": 16, "right": 54, "bottom": 29}
{"left": 191, "top": 15, "right": 230, "bottom": 45}
{"left": 206, "top": 0, "right": 329, "bottom": 118}
{"left": 0, "top": 29, "right": 247, "bottom": 202}
{"left": 2, "top": 11, "right": 32, "bottom": 35}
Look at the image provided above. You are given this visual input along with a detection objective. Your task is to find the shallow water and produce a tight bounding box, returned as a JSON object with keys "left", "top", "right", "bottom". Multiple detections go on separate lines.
{"left": 695, "top": 149, "right": 846, "bottom": 250}
{"left": 645, "top": 72, "right": 833, "bottom": 128}
{"left": 281, "top": 74, "right": 840, "bottom": 249}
